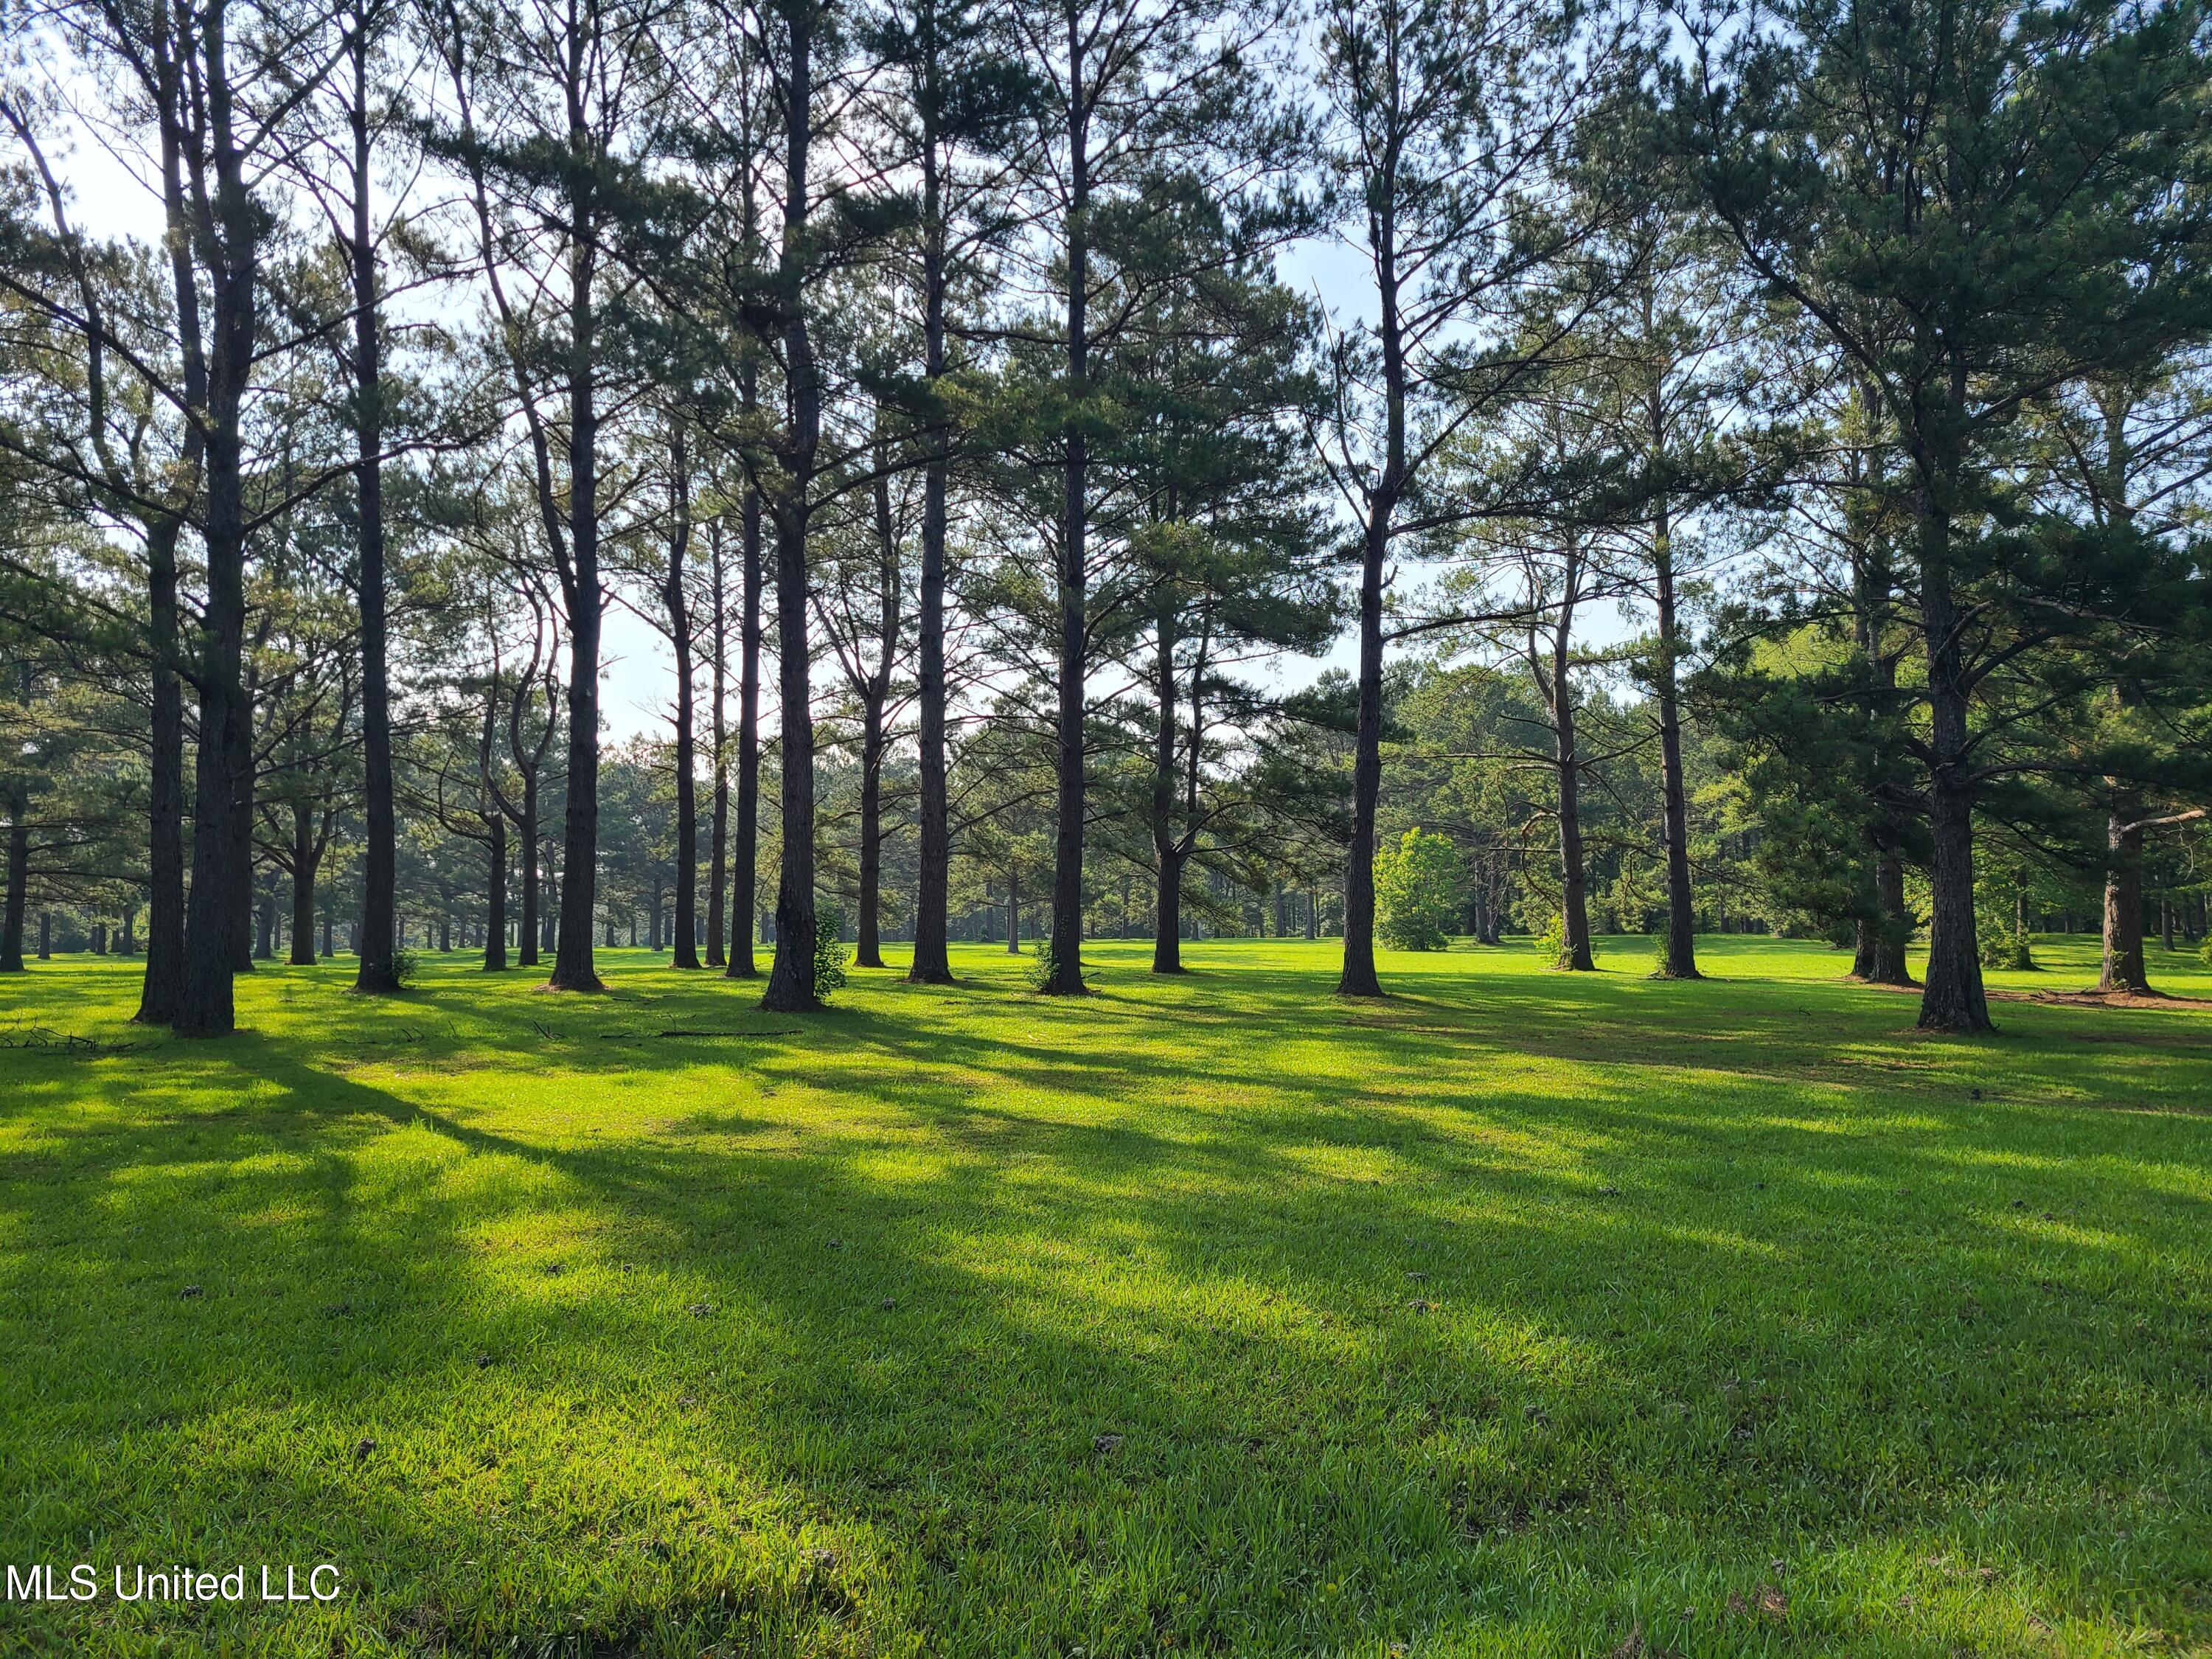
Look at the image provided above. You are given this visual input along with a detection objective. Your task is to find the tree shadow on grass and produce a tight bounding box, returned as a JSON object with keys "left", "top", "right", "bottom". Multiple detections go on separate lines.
{"left": 1, "top": 949, "right": 2209, "bottom": 1654}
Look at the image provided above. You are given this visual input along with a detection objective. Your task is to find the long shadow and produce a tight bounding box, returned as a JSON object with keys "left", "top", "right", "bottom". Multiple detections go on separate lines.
{"left": 2, "top": 946, "right": 2209, "bottom": 1655}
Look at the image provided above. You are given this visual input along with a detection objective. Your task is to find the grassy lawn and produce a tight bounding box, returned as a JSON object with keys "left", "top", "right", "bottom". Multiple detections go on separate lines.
{"left": 1, "top": 933, "right": 2208, "bottom": 1658}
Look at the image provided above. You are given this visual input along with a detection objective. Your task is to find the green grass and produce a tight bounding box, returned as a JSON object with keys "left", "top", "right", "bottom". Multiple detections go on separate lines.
{"left": 1, "top": 933, "right": 2208, "bottom": 1658}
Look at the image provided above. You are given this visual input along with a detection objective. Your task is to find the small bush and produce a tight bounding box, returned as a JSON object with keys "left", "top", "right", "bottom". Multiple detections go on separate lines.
{"left": 1975, "top": 906, "right": 2035, "bottom": 971}
{"left": 1029, "top": 941, "right": 1091, "bottom": 993}
{"left": 1374, "top": 828, "right": 1463, "bottom": 951}
{"left": 388, "top": 947, "right": 419, "bottom": 988}
{"left": 1531, "top": 914, "right": 1573, "bottom": 970}
{"left": 813, "top": 908, "right": 848, "bottom": 1001}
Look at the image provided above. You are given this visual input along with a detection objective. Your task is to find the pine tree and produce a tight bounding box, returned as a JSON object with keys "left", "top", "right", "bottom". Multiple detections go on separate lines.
{"left": 1666, "top": 0, "right": 2212, "bottom": 1029}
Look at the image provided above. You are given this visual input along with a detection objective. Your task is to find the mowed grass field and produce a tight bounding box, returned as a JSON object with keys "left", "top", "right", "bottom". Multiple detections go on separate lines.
{"left": 1, "top": 935, "right": 2208, "bottom": 1658}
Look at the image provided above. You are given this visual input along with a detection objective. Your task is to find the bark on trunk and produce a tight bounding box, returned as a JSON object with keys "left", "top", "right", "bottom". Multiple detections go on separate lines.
{"left": 665, "top": 428, "right": 700, "bottom": 970}
{"left": 1152, "top": 854, "right": 1183, "bottom": 973}
{"left": 908, "top": 133, "right": 954, "bottom": 984}
{"left": 1, "top": 786, "right": 26, "bottom": 972}
{"left": 1339, "top": 509, "right": 1387, "bottom": 995}
{"left": 352, "top": 17, "right": 400, "bottom": 998}
{"left": 516, "top": 782, "right": 540, "bottom": 967}
{"left": 1338, "top": 149, "right": 1408, "bottom": 1000}
{"left": 138, "top": 521, "right": 187, "bottom": 1020}
{"left": 706, "top": 521, "right": 729, "bottom": 968}
{"left": 174, "top": 181, "right": 253, "bottom": 1037}
{"left": 1650, "top": 514, "right": 1698, "bottom": 978}
{"left": 484, "top": 812, "right": 508, "bottom": 970}
{"left": 124, "top": 38, "right": 207, "bottom": 1020}
{"left": 548, "top": 229, "right": 605, "bottom": 992}
{"left": 1547, "top": 563, "right": 1596, "bottom": 973}
{"left": 726, "top": 406, "right": 763, "bottom": 980}
{"left": 1914, "top": 490, "right": 1991, "bottom": 1032}
{"left": 1554, "top": 696, "right": 1596, "bottom": 971}
{"left": 227, "top": 686, "right": 255, "bottom": 972}
{"left": 855, "top": 696, "right": 885, "bottom": 967}
{"left": 288, "top": 804, "right": 318, "bottom": 964}
{"left": 852, "top": 459, "right": 898, "bottom": 971}
{"left": 1150, "top": 611, "right": 1185, "bottom": 973}
{"left": 1855, "top": 853, "right": 1916, "bottom": 985}
{"left": 1044, "top": 8, "right": 1091, "bottom": 998}
{"left": 2100, "top": 803, "right": 2149, "bottom": 993}
{"left": 761, "top": 7, "right": 820, "bottom": 1014}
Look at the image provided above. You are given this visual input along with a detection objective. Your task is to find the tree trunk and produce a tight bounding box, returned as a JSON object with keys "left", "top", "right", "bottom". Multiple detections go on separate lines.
{"left": 1045, "top": 10, "right": 1090, "bottom": 998}
{"left": 0, "top": 785, "right": 26, "bottom": 972}
{"left": 1153, "top": 854, "right": 1184, "bottom": 973}
{"left": 2100, "top": 801, "right": 2150, "bottom": 992}
{"left": 228, "top": 692, "right": 256, "bottom": 972}
{"left": 1339, "top": 506, "right": 1388, "bottom": 996}
{"left": 1650, "top": 512, "right": 1699, "bottom": 978}
{"left": 175, "top": 405, "right": 249, "bottom": 1036}
{"left": 1554, "top": 693, "right": 1596, "bottom": 971}
{"left": 1338, "top": 161, "right": 1408, "bottom": 1001}
{"left": 855, "top": 695, "right": 885, "bottom": 967}
{"left": 908, "top": 133, "right": 954, "bottom": 985}
{"left": 1867, "top": 853, "right": 1915, "bottom": 984}
{"left": 288, "top": 804, "right": 318, "bottom": 964}
{"left": 1915, "top": 488, "right": 1992, "bottom": 1032}
{"left": 137, "top": 521, "right": 187, "bottom": 1021}
{"left": 761, "top": 6, "right": 820, "bottom": 1015}
{"left": 1850, "top": 909, "right": 1879, "bottom": 978}
{"left": 484, "top": 811, "right": 508, "bottom": 970}
{"left": 1150, "top": 611, "right": 1185, "bottom": 974}
{"left": 351, "top": 18, "right": 400, "bottom": 999}
{"left": 706, "top": 522, "right": 729, "bottom": 968}
{"left": 546, "top": 116, "right": 605, "bottom": 991}
{"left": 665, "top": 432, "right": 700, "bottom": 971}
{"left": 1549, "top": 568, "right": 1596, "bottom": 973}
{"left": 1006, "top": 866, "right": 1021, "bottom": 953}
{"left": 516, "top": 780, "right": 540, "bottom": 967}
{"left": 727, "top": 404, "right": 763, "bottom": 980}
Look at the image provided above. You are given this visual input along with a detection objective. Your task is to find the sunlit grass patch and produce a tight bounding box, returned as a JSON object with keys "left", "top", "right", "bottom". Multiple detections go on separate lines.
{"left": 1, "top": 933, "right": 2208, "bottom": 1656}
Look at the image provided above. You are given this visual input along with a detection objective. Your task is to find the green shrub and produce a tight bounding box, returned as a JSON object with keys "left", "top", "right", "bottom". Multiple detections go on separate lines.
{"left": 1028, "top": 941, "right": 1091, "bottom": 993}
{"left": 1531, "top": 914, "right": 1573, "bottom": 970}
{"left": 1374, "top": 828, "right": 1463, "bottom": 951}
{"left": 1975, "top": 897, "right": 2036, "bottom": 971}
{"left": 388, "top": 947, "right": 419, "bottom": 988}
{"left": 813, "top": 907, "right": 848, "bottom": 1001}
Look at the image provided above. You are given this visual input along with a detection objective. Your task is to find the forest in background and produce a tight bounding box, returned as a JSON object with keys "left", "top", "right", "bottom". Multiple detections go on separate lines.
{"left": 1, "top": 0, "right": 2208, "bottom": 1032}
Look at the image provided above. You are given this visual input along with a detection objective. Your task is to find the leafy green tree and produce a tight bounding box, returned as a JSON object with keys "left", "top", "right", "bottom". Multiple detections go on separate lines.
{"left": 1097, "top": 237, "right": 1332, "bottom": 973}
{"left": 1374, "top": 828, "right": 1464, "bottom": 951}
{"left": 1000, "top": 0, "right": 1307, "bottom": 996}
{"left": 1666, "top": 0, "right": 2212, "bottom": 1029}
{"left": 1312, "top": 0, "right": 1639, "bottom": 997}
